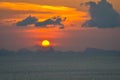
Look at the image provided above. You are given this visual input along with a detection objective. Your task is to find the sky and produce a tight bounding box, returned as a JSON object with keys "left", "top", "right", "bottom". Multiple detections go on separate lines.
{"left": 0, "top": 0, "right": 120, "bottom": 51}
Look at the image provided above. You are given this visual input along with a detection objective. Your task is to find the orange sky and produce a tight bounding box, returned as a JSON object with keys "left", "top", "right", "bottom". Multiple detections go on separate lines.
{"left": 0, "top": 2, "right": 89, "bottom": 48}
{"left": 0, "top": 0, "right": 120, "bottom": 51}
{"left": 0, "top": 0, "right": 120, "bottom": 11}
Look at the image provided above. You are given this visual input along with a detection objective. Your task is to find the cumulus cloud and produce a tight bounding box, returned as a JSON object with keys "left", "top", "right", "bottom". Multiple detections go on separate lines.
{"left": 81, "top": 0, "right": 120, "bottom": 28}
{"left": 16, "top": 16, "right": 66, "bottom": 29}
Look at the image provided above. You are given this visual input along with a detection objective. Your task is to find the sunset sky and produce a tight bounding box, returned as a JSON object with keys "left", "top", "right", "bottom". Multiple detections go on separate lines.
{"left": 0, "top": 0, "right": 120, "bottom": 51}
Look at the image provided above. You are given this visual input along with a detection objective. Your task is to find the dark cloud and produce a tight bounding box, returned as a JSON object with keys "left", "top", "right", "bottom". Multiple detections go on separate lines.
{"left": 16, "top": 16, "right": 38, "bottom": 26}
{"left": 35, "top": 16, "right": 67, "bottom": 29}
{"left": 81, "top": 0, "right": 120, "bottom": 28}
{"left": 16, "top": 16, "right": 66, "bottom": 29}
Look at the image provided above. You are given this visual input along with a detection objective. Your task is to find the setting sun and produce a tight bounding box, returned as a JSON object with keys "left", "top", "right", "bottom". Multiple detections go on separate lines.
{"left": 42, "top": 40, "right": 50, "bottom": 47}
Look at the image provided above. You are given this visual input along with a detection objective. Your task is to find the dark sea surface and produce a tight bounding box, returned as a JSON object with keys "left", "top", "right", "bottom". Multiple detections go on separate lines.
{"left": 0, "top": 53, "right": 120, "bottom": 80}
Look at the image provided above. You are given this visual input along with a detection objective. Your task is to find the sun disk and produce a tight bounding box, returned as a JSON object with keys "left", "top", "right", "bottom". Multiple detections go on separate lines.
{"left": 42, "top": 40, "right": 50, "bottom": 47}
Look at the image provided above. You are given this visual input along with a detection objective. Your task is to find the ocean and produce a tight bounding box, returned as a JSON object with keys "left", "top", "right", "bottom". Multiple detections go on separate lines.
{"left": 0, "top": 53, "right": 120, "bottom": 80}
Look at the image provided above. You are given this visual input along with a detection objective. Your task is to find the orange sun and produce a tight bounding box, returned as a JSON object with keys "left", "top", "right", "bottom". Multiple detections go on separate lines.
{"left": 41, "top": 40, "right": 50, "bottom": 47}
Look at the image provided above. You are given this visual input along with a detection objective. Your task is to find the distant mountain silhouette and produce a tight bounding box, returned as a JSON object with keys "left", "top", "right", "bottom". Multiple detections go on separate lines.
{"left": 0, "top": 49, "right": 15, "bottom": 56}
{"left": 0, "top": 48, "right": 120, "bottom": 56}
{"left": 17, "top": 48, "right": 33, "bottom": 55}
{"left": 35, "top": 46, "right": 55, "bottom": 54}
{"left": 84, "top": 48, "right": 120, "bottom": 54}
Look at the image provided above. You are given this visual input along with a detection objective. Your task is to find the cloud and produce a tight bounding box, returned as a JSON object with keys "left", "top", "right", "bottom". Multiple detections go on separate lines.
{"left": 16, "top": 16, "right": 38, "bottom": 26}
{"left": 35, "top": 16, "right": 67, "bottom": 29}
{"left": 0, "top": 2, "right": 75, "bottom": 13}
{"left": 16, "top": 16, "right": 67, "bottom": 29}
{"left": 81, "top": 0, "right": 120, "bottom": 28}
{"left": 0, "top": 2, "right": 86, "bottom": 29}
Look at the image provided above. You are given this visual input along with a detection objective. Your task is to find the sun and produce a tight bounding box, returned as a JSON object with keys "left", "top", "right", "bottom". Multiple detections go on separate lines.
{"left": 41, "top": 40, "right": 50, "bottom": 47}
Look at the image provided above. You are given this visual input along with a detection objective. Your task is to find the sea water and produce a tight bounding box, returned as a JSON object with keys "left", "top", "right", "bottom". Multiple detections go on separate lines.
{"left": 0, "top": 53, "right": 120, "bottom": 80}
